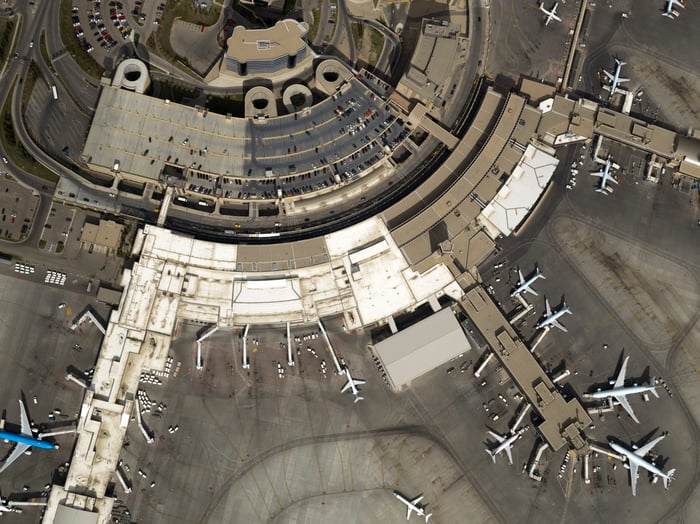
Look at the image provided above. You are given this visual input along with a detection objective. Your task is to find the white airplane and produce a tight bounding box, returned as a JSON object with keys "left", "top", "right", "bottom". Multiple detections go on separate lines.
{"left": 536, "top": 297, "right": 571, "bottom": 332}
{"left": 485, "top": 427, "right": 527, "bottom": 464}
{"left": 511, "top": 265, "right": 545, "bottom": 297}
{"left": 662, "top": 0, "right": 685, "bottom": 18}
{"left": 591, "top": 156, "right": 618, "bottom": 194}
{"left": 603, "top": 58, "right": 630, "bottom": 96}
{"left": 539, "top": 2, "right": 562, "bottom": 25}
{"left": 340, "top": 367, "right": 365, "bottom": 403}
{"left": 609, "top": 435, "right": 676, "bottom": 496}
{"left": 393, "top": 491, "right": 432, "bottom": 522}
{"left": 583, "top": 356, "right": 658, "bottom": 423}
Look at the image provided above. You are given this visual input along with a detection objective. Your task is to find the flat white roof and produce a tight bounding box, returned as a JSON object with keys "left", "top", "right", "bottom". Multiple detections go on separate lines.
{"left": 375, "top": 308, "right": 472, "bottom": 388}
{"left": 478, "top": 144, "right": 558, "bottom": 237}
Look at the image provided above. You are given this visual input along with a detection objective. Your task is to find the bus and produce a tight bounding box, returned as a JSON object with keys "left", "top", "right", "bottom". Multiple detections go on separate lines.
{"left": 51, "top": 85, "right": 58, "bottom": 100}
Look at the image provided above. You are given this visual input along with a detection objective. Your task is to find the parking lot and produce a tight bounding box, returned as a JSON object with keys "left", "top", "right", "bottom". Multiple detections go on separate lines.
{"left": 0, "top": 274, "right": 110, "bottom": 523}
{"left": 0, "top": 176, "right": 39, "bottom": 242}
{"left": 71, "top": 0, "right": 133, "bottom": 64}
{"left": 38, "top": 202, "right": 81, "bottom": 254}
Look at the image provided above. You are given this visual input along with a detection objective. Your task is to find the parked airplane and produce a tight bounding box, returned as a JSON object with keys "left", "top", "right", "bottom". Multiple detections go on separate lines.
{"left": 603, "top": 58, "right": 630, "bottom": 96}
{"left": 393, "top": 491, "right": 432, "bottom": 522}
{"left": 662, "top": 0, "right": 685, "bottom": 18}
{"left": 511, "top": 265, "right": 545, "bottom": 297}
{"left": 485, "top": 427, "right": 527, "bottom": 464}
{"left": 591, "top": 156, "right": 618, "bottom": 194}
{"left": 0, "top": 399, "right": 59, "bottom": 474}
{"left": 536, "top": 297, "right": 572, "bottom": 332}
{"left": 609, "top": 435, "right": 675, "bottom": 496}
{"left": 340, "top": 367, "right": 365, "bottom": 403}
{"left": 539, "top": 2, "right": 562, "bottom": 25}
{"left": 583, "top": 356, "right": 658, "bottom": 423}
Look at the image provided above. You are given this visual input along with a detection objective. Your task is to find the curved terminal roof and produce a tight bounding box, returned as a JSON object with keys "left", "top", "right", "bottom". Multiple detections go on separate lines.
{"left": 225, "top": 20, "right": 309, "bottom": 65}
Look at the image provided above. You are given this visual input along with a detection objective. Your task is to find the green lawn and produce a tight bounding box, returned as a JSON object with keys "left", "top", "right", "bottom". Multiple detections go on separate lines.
{"left": 308, "top": 7, "right": 321, "bottom": 44}
{"left": 368, "top": 27, "right": 384, "bottom": 69}
{"left": 0, "top": 17, "right": 17, "bottom": 65}
{"left": 39, "top": 30, "right": 57, "bottom": 75}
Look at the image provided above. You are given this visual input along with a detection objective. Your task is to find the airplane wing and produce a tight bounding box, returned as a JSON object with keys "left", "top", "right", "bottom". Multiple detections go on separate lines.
{"left": 524, "top": 284, "right": 537, "bottom": 296}
{"left": 629, "top": 460, "right": 639, "bottom": 496}
{"left": 0, "top": 442, "right": 31, "bottom": 474}
{"left": 614, "top": 357, "right": 629, "bottom": 389}
{"left": 552, "top": 13, "right": 562, "bottom": 22}
{"left": 354, "top": 379, "right": 366, "bottom": 386}
{"left": 614, "top": 394, "right": 640, "bottom": 424}
{"left": 488, "top": 431, "right": 506, "bottom": 443}
{"left": 18, "top": 400, "right": 31, "bottom": 437}
{"left": 410, "top": 495, "right": 423, "bottom": 505}
{"left": 603, "top": 70, "right": 614, "bottom": 81}
{"left": 551, "top": 319, "right": 567, "bottom": 333}
{"left": 504, "top": 445, "right": 513, "bottom": 465}
{"left": 591, "top": 170, "right": 604, "bottom": 178}
{"left": 634, "top": 435, "right": 665, "bottom": 459}
{"left": 341, "top": 380, "right": 352, "bottom": 393}
{"left": 406, "top": 505, "right": 412, "bottom": 520}
{"left": 518, "top": 269, "right": 525, "bottom": 284}
{"left": 545, "top": 298, "right": 552, "bottom": 316}
{"left": 618, "top": 76, "right": 630, "bottom": 83}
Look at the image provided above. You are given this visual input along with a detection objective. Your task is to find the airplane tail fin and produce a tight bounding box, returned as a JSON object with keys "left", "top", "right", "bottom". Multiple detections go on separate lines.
{"left": 354, "top": 396, "right": 364, "bottom": 403}
{"left": 425, "top": 513, "right": 433, "bottom": 523}
{"left": 664, "top": 469, "right": 676, "bottom": 489}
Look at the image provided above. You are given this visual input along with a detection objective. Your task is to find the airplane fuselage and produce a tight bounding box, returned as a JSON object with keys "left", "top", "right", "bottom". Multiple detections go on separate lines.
{"left": 584, "top": 384, "right": 656, "bottom": 400}
{"left": 511, "top": 275, "right": 541, "bottom": 297}
{"left": 596, "top": 161, "right": 615, "bottom": 189}
{"left": 393, "top": 491, "right": 429, "bottom": 517}
{"left": 0, "top": 430, "right": 57, "bottom": 450}
{"left": 537, "top": 308, "right": 570, "bottom": 329}
{"left": 606, "top": 62, "right": 627, "bottom": 95}
{"left": 609, "top": 441, "right": 670, "bottom": 480}
{"left": 492, "top": 435, "right": 519, "bottom": 456}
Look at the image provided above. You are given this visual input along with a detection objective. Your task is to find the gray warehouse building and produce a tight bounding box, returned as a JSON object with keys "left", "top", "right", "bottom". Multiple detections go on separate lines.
{"left": 374, "top": 308, "right": 472, "bottom": 389}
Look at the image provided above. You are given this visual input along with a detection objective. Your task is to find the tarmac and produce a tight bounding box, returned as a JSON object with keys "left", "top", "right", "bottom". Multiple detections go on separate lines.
{"left": 0, "top": 272, "right": 110, "bottom": 523}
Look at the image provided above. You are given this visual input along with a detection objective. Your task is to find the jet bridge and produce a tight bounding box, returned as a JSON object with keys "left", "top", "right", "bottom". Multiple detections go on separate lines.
{"left": 70, "top": 306, "right": 107, "bottom": 335}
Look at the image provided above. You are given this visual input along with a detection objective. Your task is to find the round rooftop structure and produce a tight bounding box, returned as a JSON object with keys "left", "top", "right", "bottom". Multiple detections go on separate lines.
{"left": 315, "top": 59, "right": 354, "bottom": 96}
{"left": 112, "top": 58, "right": 151, "bottom": 94}
{"left": 244, "top": 86, "right": 278, "bottom": 119}
{"left": 282, "top": 84, "right": 313, "bottom": 114}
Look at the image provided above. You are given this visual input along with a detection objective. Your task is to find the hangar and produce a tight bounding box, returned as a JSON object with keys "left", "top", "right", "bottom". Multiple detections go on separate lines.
{"left": 374, "top": 307, "right": 472, "bottom": 389}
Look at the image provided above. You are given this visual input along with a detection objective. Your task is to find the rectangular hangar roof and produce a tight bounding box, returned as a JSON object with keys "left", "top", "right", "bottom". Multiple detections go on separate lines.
{"left": 375, "top": 307, "right": 472, "bottom": 389}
